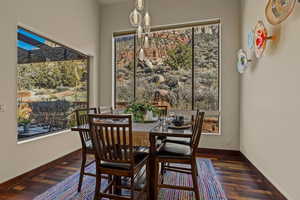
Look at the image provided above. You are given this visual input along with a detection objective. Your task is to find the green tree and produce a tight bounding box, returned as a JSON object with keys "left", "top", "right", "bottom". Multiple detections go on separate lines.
{"left": 164, "top": 43, "right": 192, "bottom": 70}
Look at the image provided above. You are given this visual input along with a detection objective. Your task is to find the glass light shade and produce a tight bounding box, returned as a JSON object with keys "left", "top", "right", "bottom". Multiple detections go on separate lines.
{"left": 136, "top": 0, "right": 144, "bottom": 11}
{"left": 137, "top": 25, "right": 143, "bottom": 39}
{"left": 144, "top": 12, "right": 151, "bottom": 26}
{"left": 139, "top": 48, "right": 145, "bottom": 61}
{"left": 144, "top": 25, "right": 151, "bottom": 34}
{"left": 129, "top": 9, "right": 142, "bottom": 27}
{"left": 144, "top": 35, "right": 149, "bottom": 48}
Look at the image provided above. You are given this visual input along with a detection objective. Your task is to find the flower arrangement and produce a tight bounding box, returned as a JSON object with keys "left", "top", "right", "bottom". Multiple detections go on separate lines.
{"left": 124, "top": 101, "right": 159, "bottom": 122}
{"left": 17, "top": 103, "right": 32, "bottom": 125}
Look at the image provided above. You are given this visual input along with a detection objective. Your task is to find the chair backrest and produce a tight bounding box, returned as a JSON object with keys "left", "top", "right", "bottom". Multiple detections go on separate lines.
{"left": 89, "top": 114, "right": 134, "bottom": 165}
{"left": 191, "top": 111, "right": 205, "bottom": 150}
{"left": 75, "top": 108, "right": 98, "bottom": 145}
{"left": 154, "top": 105, "right": 168, "bottom": 117}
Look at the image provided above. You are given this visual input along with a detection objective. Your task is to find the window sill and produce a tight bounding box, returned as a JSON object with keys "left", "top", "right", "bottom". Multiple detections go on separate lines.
{"left": 16, "top": 129, "right": 220, "bottom": 145}
{"left": 17, "top": 129, "right": 72, "bottom": 145}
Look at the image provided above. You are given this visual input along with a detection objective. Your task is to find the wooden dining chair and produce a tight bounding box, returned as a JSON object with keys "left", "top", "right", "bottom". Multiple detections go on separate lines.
{"left": 160, "top": 111, "right": 200, "bottom": 175}
{"left": 89, "top": 114, "right": 149, "bottom": 200}
{"left": 153, "top": 111, "right": 205, "bottom": 200}
{"left": 164, "top": 110, "right": 199, "bottom": 146}
{"left": 75, "top": 107, "right": 99, "bottom": 192}
{"left": 154, "top": 105, "right": 168, "bottom": 118}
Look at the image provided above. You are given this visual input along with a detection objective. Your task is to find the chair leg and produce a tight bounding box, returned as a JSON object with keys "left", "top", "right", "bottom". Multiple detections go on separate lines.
{"left": 160, "top": 162, "right": 165, "bottom": 175}
{"left": 108, "top": 175, "right": 113, "bottom": 194}
{"left": 131, "top": 175, "right": 135, "bottom": 200}
{"left": 94, "top": 166, "right": 101, "bottom": 200}
{"left": 114, "top": 176, "right": 122, "bottom": 195}
{"left": 154, "top": 159, "right": 160, "bottom": 200}
{"left": 191, "top": 160, "right": 200, "bottom": 200}
{"left": 160, "top": 162, "right": 166, "bottom": 184}
{"left": 146, "top": 160, "right": 150, "bottom": 200}
{"left": 78, "top": 151, "right": 87, "bottom": 192}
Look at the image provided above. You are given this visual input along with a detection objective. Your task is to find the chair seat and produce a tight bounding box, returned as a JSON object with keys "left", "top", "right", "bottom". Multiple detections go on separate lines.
{"left": 100, "top": 151, "right": 148, "bottom": 170}
{"left": 156, "top": 142, "right": 192, "bottom": 159}
{"left": 165, "top": 137, "right": 191, "bottom": 145}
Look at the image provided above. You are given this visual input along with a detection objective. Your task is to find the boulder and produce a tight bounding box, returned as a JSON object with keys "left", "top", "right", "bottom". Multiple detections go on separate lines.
{"left": 150, "top": 75, "right": 165, "bottom": 84}
{"left": 165, "top": 77, "right": 178, "bottom": 88}
{"left": 179, "top": 75, "right": 190, "bottom": 83}
{"left": 145, "top": 59, "right": 154, "bottom": 69}
{"left": 157, "top": 89, "right": 169, "bottom": 97}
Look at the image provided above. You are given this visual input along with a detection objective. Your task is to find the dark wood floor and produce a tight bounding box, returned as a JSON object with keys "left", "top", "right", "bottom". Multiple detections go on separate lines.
{"left": 0, "top": 150, "right": 278, "bottom": 200}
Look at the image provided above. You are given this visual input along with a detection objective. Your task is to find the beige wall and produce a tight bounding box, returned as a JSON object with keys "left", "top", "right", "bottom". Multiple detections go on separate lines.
{"left": 0, "top": 0, "right": 100, "bottom": 183}
{"left": 240, "top": 1, "right": 300, "bottom": 199}
{"left": 99, "top": 0, "right": 241, "bottom": 150}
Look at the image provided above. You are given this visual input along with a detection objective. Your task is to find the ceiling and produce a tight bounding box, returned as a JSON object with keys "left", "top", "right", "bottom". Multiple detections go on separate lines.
{"left": 97, "top": 0, "right": 128, "bottom": 5}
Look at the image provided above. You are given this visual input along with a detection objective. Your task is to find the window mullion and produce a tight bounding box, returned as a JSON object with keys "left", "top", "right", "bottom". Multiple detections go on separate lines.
{"left": 192, "top": 27, "right": 195, "bottom": 110}
{"left": 134, "top": 35, "right": 136, "bottom": 101}
{"left": 114, "top": 38, "right": 117, "bottom": 108}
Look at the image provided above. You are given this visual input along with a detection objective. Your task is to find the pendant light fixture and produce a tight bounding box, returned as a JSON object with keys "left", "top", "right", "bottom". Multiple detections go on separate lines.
{"left": 129, "top": 0, "right": 151, "bottom": 52}
{"left": 144, "top": 35, "right": 149, "bottom": 48}
{"left": 139, "top": 48, "right": 145, "bottom": 61}
{"left": 136, "top": 0, "right": 144, "bottom": 11}
{"left": 144, "top": 26, "right": 151, "bottom": 35}
{"left": 137, "top": 25, "right": 143, "bottom": 39}
{"left": 129, "top": 8, "right": 142, "bottom": 27}
{"left": 144, "top": 11, "right": 151, "bottom": 26}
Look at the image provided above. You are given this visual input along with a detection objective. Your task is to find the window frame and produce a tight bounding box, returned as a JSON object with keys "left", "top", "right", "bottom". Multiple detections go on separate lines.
{"left": 17, "top": 26, "right": 90, "bottom": 142}
{"left": 113, "top": 19, "right": 221, "bottom": 135}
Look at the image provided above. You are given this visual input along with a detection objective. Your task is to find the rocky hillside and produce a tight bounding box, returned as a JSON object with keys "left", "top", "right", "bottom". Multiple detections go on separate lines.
{"left": 116, "top": 25, "right": 219, "bottom": 110}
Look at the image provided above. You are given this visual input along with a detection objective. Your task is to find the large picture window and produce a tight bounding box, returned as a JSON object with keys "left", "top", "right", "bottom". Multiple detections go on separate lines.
{"left": 114, "top": 22, "right": 220, "bottom": 134}
{"left": 17, "top": 27, "right": 89, "bottom": 140}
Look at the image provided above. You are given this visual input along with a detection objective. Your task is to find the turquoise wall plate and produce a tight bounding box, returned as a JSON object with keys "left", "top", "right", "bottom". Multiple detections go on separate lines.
{"left": 247, "top": 30, "right": 254, "bottom": 49}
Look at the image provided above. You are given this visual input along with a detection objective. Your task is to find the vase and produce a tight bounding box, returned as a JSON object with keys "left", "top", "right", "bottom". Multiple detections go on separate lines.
{"left": 144, "top": 111, "right": 153, "bottom": 121}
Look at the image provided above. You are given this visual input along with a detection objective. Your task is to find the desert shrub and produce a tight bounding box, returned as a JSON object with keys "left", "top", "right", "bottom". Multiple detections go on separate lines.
{"left": 164, "top": 43, "right": 192, "bottom": 71}
{"left": 17, "top": 60, "right": 88, "bottom": 90}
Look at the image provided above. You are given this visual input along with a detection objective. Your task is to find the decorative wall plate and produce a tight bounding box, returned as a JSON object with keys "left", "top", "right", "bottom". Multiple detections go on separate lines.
{"left": 247, "top": 30, "right": 254, "bottom": 49}
{"left": 237, "top": 49, "right": 251, "bottom": 74}
{"left": 254, "top": 21, "right": 273, "bottom": 58}
{"left": 265, "top": 0, "right": 296, "bottom": 25}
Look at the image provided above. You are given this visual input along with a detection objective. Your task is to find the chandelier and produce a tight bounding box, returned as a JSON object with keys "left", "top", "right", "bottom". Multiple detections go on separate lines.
{"left": 129, "top": 0, "right": 151, "bottom": 61}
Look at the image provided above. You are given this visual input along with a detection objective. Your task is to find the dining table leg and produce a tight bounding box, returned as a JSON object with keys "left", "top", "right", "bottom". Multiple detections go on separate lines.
{"left": 114, "top": 176, "right": 122, "bottom": 195}
{"left": 149, "top": 134, "right": 156, "bottom": 200}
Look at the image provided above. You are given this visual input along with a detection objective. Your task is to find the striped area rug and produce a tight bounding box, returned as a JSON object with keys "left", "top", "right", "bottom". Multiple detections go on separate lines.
{"left": 33, "top": 159, "right": 227, "bottom": 200}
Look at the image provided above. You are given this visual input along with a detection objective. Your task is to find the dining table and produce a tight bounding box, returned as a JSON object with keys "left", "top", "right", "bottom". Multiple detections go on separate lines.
{"left": 71, "top": 119, "right": 193, "bottom": 199}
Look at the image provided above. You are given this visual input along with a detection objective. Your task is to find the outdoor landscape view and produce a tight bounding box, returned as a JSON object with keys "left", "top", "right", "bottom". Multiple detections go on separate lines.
{"left": 115, "top": 24, "right": 220, "bottom": 134}
{"left": 136, "top": 28, "right": 193, "bottom": 110}
{"left": 17, "top": 28, "right": 88, "bottom": 140}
